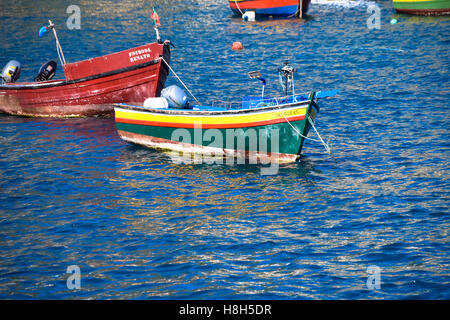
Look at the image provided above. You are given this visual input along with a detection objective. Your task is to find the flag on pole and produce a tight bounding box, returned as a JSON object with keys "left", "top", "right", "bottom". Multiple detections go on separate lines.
{"left": 151, "top": 8, "right": 160, "bottom": 26}
{"left": 39, "top": 25, "right": 48, "bottom": 38}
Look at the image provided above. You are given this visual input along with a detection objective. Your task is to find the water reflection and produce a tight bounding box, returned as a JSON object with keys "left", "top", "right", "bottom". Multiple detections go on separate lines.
{"left": 0, "top": 0, "right": 449, "bottom": 300}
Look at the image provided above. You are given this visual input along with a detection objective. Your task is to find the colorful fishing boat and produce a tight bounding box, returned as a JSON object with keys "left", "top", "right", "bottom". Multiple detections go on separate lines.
{"left": 392, "top": 0, "right": 450, "bottom": 15}
{"left": 115, "top": 94, "right": 318, "bottom": 163}
{"left": 114, "top": 62, "right": 334, "bottom": 163}
{"left": 0, "top": 18, "right": 170, "bottom": 117}
{"left": 229, "top": 0, "right": 311, "bottom": 17}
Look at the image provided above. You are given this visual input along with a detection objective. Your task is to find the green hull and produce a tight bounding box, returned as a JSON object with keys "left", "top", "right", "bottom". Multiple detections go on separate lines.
{"left": 116, "top": 118, "right": 311, "bottom": 157}
{"left": 393, "top": 0, "right": 450, "bottom": 15}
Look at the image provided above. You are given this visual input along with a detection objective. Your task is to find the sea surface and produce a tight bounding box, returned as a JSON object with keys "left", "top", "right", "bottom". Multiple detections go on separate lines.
{"left": 0, "top": 0, "right": 449, "bottom": 299}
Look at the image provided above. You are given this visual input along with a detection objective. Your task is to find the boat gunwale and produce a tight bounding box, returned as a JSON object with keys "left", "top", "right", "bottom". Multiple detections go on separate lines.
{"left": 114, "top": 99, "right": 313, "bottom": 117}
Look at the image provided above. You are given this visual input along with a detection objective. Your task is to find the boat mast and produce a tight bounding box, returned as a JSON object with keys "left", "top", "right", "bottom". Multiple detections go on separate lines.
{"left": 278, "top": 61, "right": 296, "bottom": 97}
{"left": 154, "top": 24, "right": 161, "bottom": 43}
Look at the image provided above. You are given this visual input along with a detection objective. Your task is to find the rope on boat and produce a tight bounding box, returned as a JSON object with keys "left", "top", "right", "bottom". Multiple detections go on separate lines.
{"left": 48, "top": 20, "right": 66, "bottom": 66}
{"left": 307, "top": 117, "right": 330, "bottom": 153}
{"left": 307, "top": 116, "right": 337, "bottom": 163}
{"left": 287, "top": 0, "right": 304, "bottom": 19}
{"left": 160, "top": 57, "right": 201, "bottom": 105}
{"left": 283, "top": 112, "right": 321, "bottom": 143}
{"left": 234, "top": 1, "right": 245, "bottom": 16}
{"left": 277, "top": 102, "right": 336, "bottom": 162}
{"left": 56, "top": 39, "right": 65, "bottom": 66}
{"left": 288, "top": 5, "right": 302, "bottom": 18}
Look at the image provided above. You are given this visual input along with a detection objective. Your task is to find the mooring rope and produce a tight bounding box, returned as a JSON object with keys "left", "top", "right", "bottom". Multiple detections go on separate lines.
{"left": 160, "top": 57, "right": 201, "bottom": 105}
{"left": 234, "top": 0, "right": 244, "bottom": 15}
{"left": 56, "top": 38, "right": 65, "bottom": 66}
{"left": 288, "top": 7, "right": 301, "bottom": 18}
{"left": 274, "top": 97, "right": 319, "bottom": 142}
{"left": 288, "top": 0, "right": 303, "bottom": 18}
{"left": 307, "top": 116, "right": 337, "bottom": 162}
{"left": 277, "top": 100, "right": 336, "bottom": 161}
{"left": 283, "top": 111, "right": 322, "bottom": 142}
{"left": 307, "top": 116, "right": 331, "bottom": 154}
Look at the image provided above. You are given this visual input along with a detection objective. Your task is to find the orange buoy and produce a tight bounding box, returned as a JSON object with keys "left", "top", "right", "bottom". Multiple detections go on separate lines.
{"left": 232, "top": 41, "right": 244, "bottom": 51}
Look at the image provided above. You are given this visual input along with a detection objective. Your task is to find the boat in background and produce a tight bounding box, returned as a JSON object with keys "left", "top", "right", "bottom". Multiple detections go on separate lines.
{"left": 0, "top": 19, "right": 170, "bottom": 117}
{"left": 392, "top": 0, "right": 450, "bottom": 15}
{"left": 229, "top": 0, "right": 311, "bottom": 17}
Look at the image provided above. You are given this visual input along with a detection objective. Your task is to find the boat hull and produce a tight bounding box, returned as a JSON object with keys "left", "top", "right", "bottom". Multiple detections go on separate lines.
{"left": 0, "top": 42, "right": 170, "bottom": 117}
{"left": 393, "top": 0, "right": 450, "bottom": 15}
{"left": 229, "top": 0, "right": 310, "bottom": 16}
{"left": 114, "top": 94, "right": 318, "bottom": 162}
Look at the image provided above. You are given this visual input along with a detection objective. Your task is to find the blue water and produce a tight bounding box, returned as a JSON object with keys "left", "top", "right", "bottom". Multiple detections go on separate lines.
{"left": 0, "top": 0, "right": 449, "bottom": 299}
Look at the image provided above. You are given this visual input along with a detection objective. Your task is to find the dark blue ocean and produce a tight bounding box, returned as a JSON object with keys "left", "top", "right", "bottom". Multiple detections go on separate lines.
{"left": 0, "top": 0, "right": 448, "bottom": 299}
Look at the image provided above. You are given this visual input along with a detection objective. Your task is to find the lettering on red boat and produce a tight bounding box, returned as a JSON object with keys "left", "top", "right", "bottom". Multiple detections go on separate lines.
{"left": 128, "top": 47, "right": 153, "bottom": 63}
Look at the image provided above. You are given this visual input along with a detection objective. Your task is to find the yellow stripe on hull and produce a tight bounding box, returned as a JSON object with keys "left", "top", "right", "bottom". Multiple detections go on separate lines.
{"left": 115, "top": 105, "right": 308, "bottom": 126}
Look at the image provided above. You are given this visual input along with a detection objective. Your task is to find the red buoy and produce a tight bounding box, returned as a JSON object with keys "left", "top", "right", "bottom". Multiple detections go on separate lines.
{"left": 232, "top": 41, "right": 244, "bottom": 51}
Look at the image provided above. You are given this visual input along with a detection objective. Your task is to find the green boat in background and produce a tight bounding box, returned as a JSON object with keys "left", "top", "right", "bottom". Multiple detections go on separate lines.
{"left": 393, "top": 0, "right": 450, "bottom": 15}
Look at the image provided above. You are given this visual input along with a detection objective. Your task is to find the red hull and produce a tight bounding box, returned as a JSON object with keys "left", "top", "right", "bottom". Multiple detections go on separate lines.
{"left": 0, "top": 42, "right": 170, "bottom": 117}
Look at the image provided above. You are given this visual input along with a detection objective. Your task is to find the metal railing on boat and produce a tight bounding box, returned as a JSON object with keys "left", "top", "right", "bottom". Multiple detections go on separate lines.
{"left": 204, "top": 93, "right": 312, "bottom": 110}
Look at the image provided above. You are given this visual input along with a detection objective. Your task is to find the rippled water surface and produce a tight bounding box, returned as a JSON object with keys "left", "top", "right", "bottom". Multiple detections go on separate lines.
{"left": 0, "top": 0, "right": 449, "bottom": 299}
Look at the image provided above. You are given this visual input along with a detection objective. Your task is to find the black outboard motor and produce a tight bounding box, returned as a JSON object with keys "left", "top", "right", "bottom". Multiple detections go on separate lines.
{"left": 1, "top": 60, "right": 21, "bottom": 83}
{"left": 35, "top": 60, "right": 57, "bottom": 82}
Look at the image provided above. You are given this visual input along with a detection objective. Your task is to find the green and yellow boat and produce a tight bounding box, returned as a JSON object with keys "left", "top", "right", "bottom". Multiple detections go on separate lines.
{"left": 114, "top": 62, "right": 337, "bottom": 163}
{"left": 393, "top": 0, "right": 450, "bottom": 15}
{"left": 113, "top": 61, "right": 339, "bottom": 163}
{"left": 114, "top": 92, "right": 319, "bottom": 163}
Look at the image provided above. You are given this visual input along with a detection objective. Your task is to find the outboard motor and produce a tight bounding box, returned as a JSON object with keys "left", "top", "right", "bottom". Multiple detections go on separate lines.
{"left": 1, "top": 60, "right": 21, "bottom": 83}
{"left": 34, "top": 60, "right": 57, "bottom": 82}
{"left": 161, "top": 85, "right": 190, "bottom": 109}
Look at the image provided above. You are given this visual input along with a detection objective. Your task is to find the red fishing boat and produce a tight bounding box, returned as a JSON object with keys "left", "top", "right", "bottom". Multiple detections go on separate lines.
{"left": 229, "top": 0, "right": 311, "bottom": 17}
{"left": 0, "top": 19, "right": 170, "bottom": 117}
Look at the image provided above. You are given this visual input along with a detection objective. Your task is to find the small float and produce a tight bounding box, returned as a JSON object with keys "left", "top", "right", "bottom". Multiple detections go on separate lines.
{"left": 114, "top": 61, "right": 336, "bottom": 163}
{"left": 392, "top": 0, "right": 450, "bottom": 15}
{"left": 229, "top": 0, "right": 311, "bottom": 18}
{"left": 0, "top": 16, "right": 170, "bottom": 117}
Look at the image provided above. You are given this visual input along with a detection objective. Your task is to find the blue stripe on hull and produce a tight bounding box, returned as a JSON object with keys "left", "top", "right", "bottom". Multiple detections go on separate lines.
{"left": 231, "top": 5, "right": 298, "bottom": 16}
